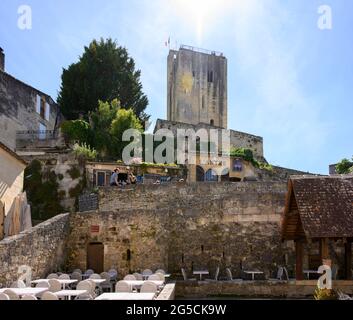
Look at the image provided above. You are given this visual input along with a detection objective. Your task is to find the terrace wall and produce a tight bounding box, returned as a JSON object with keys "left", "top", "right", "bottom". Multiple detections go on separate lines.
{"left": 0, "top": 213, "right": 70, "bottom": 287}
{"left": 68, "top": 182, "right": 296, "bottom": 277}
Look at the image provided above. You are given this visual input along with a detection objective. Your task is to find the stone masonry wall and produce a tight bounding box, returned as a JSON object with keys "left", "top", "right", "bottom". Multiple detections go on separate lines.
{"left": 68, "top": 182, "right": 295, "bottom": 277}
{"left": 0, "top": 70, "right": 60, "bottom": 150}
{"left": 0, "top": 213, "right": 70, "bottom": 287}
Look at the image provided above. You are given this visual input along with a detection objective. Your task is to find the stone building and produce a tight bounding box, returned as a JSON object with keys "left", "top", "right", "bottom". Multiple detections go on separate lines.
{"left": 0, "top": 48, "right": 63, "bottom": 151}
{"left": 167, "top": 45, "right": 227, "bottom": 128}
{"left": 0, "top": 141, "right": 27, "bottom": 239}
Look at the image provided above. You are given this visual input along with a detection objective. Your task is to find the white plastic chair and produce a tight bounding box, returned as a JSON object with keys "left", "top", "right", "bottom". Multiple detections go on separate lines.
{"left": 124, "top": 274, "right": 136, "bottom": 280}
{"left": 142, "top": 269, "right": 153, "bottom": 276}
{"left": 181, "top": 268, "right": 196, "bottom": 281}
{"left": 41, "top": 292, "right": 59, "bottom": 300}
{"left": 226, "top": 268, "right": 233, "bottom": 281}
{"left": 115, "top": 281, "right": 132, "bottom": 293}
{"left": 140, "top": 281, "right": 158, "bottom": 293}
{"left": 148, "top": 274, "right": 160, "bottom": 281}
{"left": 155, "top": 269, "right": 166, "bottom": 275}
{"left": 21, "top": 295, "right": 38, "bottom": 300}
{"left": 59, "top": 274, "right": 70, "bottom": 280}
{"left": 269, "top": 267, "right": 285, "bottom": 282}
{"left": 85, "top": 269, "right": 94, "bottom": 276}
{"left": 100, "top": 272, "right": 113, "bottom": 292}
{"left": 89, "top": 273, "right": 101, "bottom": 279}
{"left": 0, "top": 293, "right": 10, "bottom": 300}
{"left": 77, "top": 280, "right": 95, "bottom": 298}
{"left": 155, "top": 272, "right": 165, "bottom": 281}
{"left": 3, "top": 289, "right": 19, "bottom": 300}
{"left": 48, "top": 279, "right": 61, "bottom": 292}
{"left": 73, "top": 269, "right": 82, "bottom": 274}
{"left": 133, "top": 273, "right": 143, "bottom": 280}
{"left": 10, "top": 280, "right": 26, "bottom": 288}
{"left": 70, "top": 271, "right": 82, "bottom": 283}
{"left": 206, "top": 267, "right": 220, "bottom": 281}
{"left": 47, "top": 273, "right": 58, "bottom": 279}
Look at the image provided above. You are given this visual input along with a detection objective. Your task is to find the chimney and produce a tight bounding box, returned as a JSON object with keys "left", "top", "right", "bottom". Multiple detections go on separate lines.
{"left": 0, "top": 48, "right": 4, "bottom": 72}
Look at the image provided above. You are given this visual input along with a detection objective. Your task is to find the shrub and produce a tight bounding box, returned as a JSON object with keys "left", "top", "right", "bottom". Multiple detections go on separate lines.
{"left": 314, "top": 287, "right": 337, "bottom": 300}
{"left": 61, "top": 120, "right": 91, "bottom": 143}
{"left": 336, "top": 157, "right": 353, "bottom": 174}
{"left": 73, "top": 143, "right": 97, "bottom": 160}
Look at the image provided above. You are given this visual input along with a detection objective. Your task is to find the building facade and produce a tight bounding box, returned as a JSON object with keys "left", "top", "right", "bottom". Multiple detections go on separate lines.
{"left": 0, "top": 141, "right": 27, "bottom": 239}
{"left": 0, "top": 48, "right": 63, "bottom": 151}
{"left": 167, "top": 45, "right": 227, "bottom": 128}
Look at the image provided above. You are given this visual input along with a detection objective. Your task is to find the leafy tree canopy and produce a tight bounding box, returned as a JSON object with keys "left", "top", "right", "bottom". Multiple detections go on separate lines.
{"left": 61, "top": 100, "right": 143, "bottom": 159}
{"left": 336, "top": 157, "right": 353, "bottom": 174}
{"left": 58, "top": 38, "right": 149, "bottom": 121}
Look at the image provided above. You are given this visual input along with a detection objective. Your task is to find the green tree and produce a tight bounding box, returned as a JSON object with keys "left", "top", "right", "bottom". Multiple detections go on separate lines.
{"left": 110, "top": 108, "right": 144, "bottom": 157}
{"left": 90, "top": 99, "right": 120, "bottom": 157}
{"left": 336, "top": 157, "right": 353, "bottom": 174}
{"left": 58, "top": 38, "right": 149, "bottom": 121}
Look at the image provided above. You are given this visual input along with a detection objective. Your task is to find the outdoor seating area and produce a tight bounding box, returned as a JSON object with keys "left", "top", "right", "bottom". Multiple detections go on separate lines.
{"left": 0, "top": 268, "right": 170, "bottom": 301}
{"left": 181, "top": 266, "right": 291, "bottom": 283}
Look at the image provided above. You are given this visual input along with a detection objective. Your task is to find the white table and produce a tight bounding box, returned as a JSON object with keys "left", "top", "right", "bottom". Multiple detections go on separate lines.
{"left": 95, "top": 292, "right": 155, "bottom": 300}
{"left": 55, "top": 290, "right": 88, "bottom": 300}
{"left": 88, "top": 279, "right": 106, "bottom": 287}
{"left": 0, "top": 287, "right": 48, "bottom": 297}
{"left": 193, "top": 270, "right": 209, "bottom": 281}
{"left": 243, "top": 271, "right": 264, "bottom": 281}
{"left": 31, "top": 279, "right": 78, "bottom": 289}
{"left": 303, "top": 270, "right": 318, "bottom": 279}
{"left": 124, "top": 280, "right": 164, "bottom": 290}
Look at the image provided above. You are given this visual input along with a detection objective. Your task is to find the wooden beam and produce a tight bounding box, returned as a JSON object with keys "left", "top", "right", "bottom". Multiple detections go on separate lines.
{"left": 320, "top": 238, "right": 329, "bottom": 260}
{"left": 345, "top": 241, "right": 352, "bottom": 280}
{"left": 295, "top": 240, "right": 304, "bottom": 280}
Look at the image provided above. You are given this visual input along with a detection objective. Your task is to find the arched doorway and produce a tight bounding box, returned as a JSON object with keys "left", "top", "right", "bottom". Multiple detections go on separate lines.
{"left": 87, "top": 242, "right": 104, "bottom": 273}
{"left": 196, "top": 166, "right": 205, "bottom": 182}
{"left": 205, "top": 169, "right": 218, "bottom": 182}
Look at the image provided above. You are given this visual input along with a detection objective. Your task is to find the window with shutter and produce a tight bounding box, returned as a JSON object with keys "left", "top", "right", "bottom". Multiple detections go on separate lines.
{"left": 36, "top": 95, "right": 41, "bottom": 113}
{"left": 45, "top": 102, "right": 50, "bottom": 121}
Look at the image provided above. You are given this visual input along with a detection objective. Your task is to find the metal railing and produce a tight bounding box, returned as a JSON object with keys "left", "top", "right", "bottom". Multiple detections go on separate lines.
{"left": 16, "top": 130, "right": 58, "bottom": 141}
{"left": 180, "top": 44, "right": 224, "bottom": 57}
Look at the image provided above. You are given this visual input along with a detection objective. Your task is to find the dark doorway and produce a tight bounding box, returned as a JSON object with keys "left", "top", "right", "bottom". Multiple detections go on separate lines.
{"left": 87, "top": 242, "right": 104, "bottom": 273}
{"left": 196, "top": 166, "right": 205, "bottom": 182}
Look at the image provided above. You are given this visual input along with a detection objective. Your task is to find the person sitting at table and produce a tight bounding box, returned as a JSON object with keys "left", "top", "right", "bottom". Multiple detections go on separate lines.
{"left": 127, "top": 171, "right": 137, "bottom": 185}
{"left": 110, "top": 168, "right": 120, "bottom": 186}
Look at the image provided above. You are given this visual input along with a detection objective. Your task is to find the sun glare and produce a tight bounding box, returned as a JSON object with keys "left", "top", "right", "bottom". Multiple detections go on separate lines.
{"left": 171, "top": 0, "right": 253, "bottom": 45}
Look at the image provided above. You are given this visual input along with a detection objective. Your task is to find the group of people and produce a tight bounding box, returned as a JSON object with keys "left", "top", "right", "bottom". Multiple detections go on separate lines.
{"left": 110, "top": 168, "right": 137, "bottom": 187}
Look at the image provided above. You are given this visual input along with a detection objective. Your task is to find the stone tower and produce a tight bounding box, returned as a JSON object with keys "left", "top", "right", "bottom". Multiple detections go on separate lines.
{"left": 167, "top": 45, "right": 228, "bottom": 129}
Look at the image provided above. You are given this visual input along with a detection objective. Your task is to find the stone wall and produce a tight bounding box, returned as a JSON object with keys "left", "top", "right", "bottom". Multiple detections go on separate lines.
{"left": 176, "top": 281, "right": 353, "bottom": 298}
{"left": 68, "top": 182, "right": 295, "bottom": 277}
{"left": 22, "top": 151, "right": 86, "bottom": 213}
{"left": 0, "top": 69, "right": 61, "bottom": 150}
{"left": 98, "top": 182, "right": 287, "bottom": 211}
{"left": 0, "top": 213, "right": 70, "bottom": 287}
{"left": 155, "top": 119, "right": 264, "bottom": 159}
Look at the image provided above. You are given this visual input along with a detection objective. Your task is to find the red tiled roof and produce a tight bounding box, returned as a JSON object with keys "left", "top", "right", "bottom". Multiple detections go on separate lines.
{"left": 282, "top": 175, "right": 353, "bottom": 239}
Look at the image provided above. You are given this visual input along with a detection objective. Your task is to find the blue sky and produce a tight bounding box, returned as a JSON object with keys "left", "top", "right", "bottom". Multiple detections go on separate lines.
{"left": 0, "top": 0, "right": 352, "bottom": 174}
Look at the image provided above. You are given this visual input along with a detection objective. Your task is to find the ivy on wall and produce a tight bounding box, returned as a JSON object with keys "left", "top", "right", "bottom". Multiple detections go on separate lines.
{"left": 24, "top": 160, "right": 65, "bottom": 221}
